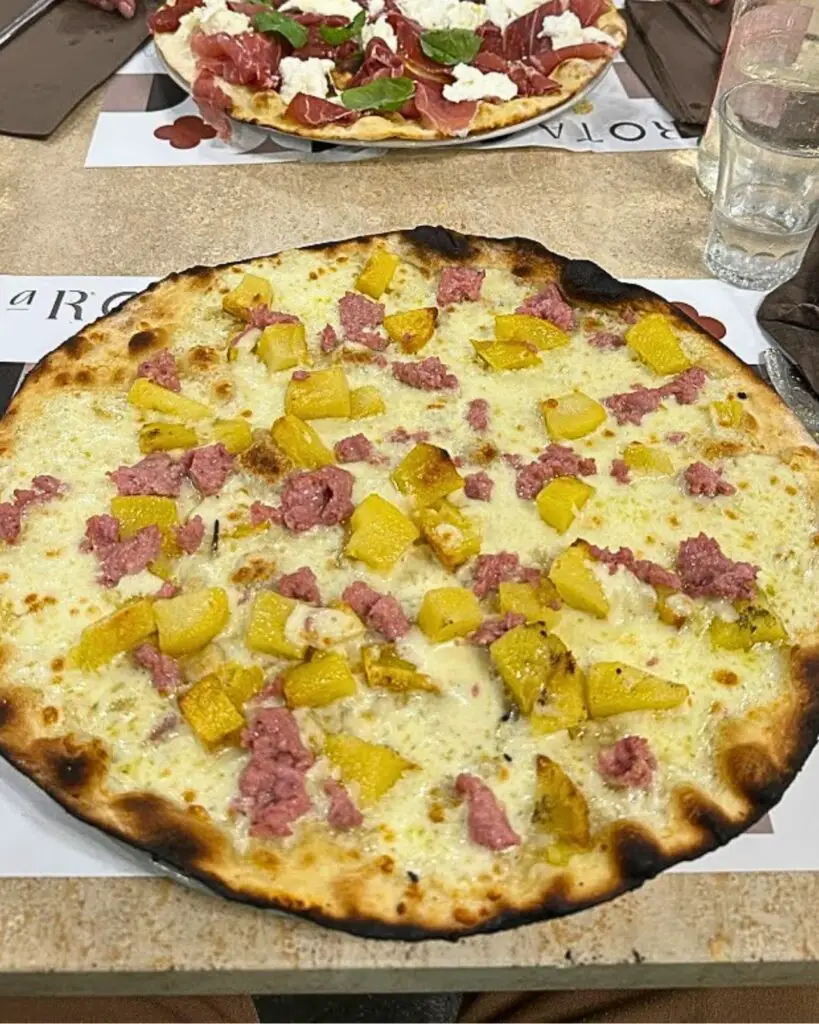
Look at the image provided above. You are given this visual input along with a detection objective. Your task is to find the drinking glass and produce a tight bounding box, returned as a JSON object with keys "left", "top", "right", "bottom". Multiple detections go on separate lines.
{"left": 696, "top": 0, "right": 819, "bottom": 198}
{"left": 703, "top": 80, "right": 819, "bottom": 289}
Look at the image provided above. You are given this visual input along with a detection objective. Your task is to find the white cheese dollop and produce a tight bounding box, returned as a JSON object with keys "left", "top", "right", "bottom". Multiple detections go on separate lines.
{"left": 280, "top": 0, "right": 364, "bottom": 18}
{"left": 442, "top": 62, "right": 518, "bottom": 103}
{"left": 278, "top": 57, "right": 336, "bottom": 105}
{"left": 367, "top": 0, "right": 385, "bottom": 15}
{"left": 395, "top": 0, "right": 486, "bottom": 31}
{"left": 284, "top": 604, "right": 365, "bottom": 650}
{"left": 539, "top": 10, "right": 617, "bottom": 49}
{"left": 362, "top": 15, "right": 398, "bottom": 51}
{"left": 483, "top": 0, "right": 553, "bottom": 30}
{"left": 199, "top": 6, "right": 251, "bottom": 35}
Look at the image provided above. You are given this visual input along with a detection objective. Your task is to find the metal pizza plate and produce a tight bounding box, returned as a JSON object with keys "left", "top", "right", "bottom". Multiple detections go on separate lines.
{"left": 155, "top": 46, "right": 614, "bottom": 153}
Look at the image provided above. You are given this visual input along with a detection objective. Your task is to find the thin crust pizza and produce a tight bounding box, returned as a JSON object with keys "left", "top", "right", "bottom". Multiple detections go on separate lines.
{"left": 0, "top": 228, "right": 817, "bottom": 940}
{"left": 150, "top": 0, "right": 626, "bottom": 142}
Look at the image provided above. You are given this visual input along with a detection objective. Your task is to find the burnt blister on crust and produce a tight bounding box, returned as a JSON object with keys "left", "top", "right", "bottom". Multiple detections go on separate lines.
{"left": 113, "top": 792, "right": 219, "bottom": 868}
{"left": 402, "top": 227, "right": 476, "bottom": 262}
{"left": 561, "top": 259, "right": 644, "bottom": 305}
{"left": 36, "top": 736, "right": 108, "bottom": 796}
{"left": 128, "top": 329, "right": 162, "bottom": 354}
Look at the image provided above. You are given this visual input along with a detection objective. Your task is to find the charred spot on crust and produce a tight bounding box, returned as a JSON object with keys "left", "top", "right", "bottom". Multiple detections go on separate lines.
{"left": 402, "top": 226, "right": 475, "bottom": 262}
{"left": 240, "top": 434, "right": 293, "bottom": 484}
{"left": 561, "top": 260, "right": 644, "bottom": 305}
{"left": 61, "top": 335, "right": 91, "bottom": 360}
{"left": 0, "top": 697, "right": 15, "bottom": 730}
{"left": 128, "top": 329, "right": 161, "bottom": 354}
{"left": 723, "top": 743, "right": 784, "bottom": 809}
{"left": 40, "top": 737, "right": 107, "bottom": 795}
{"left": 54, "top": 371, "right": 71, "bottom": 387}
{"left": 187, "top": 345, "right": 220, "bottom": 371}
{"left": 675, "top": 786, "right": 736, "bottom": 847}
{"left": 114, "top": 792, "right": 214, "bottom": 866}
{"left": 75, "top": 369, "right": 93, "bottom": 386}
{"left": 610, "top": 822, "right": 671, "bottom": 884}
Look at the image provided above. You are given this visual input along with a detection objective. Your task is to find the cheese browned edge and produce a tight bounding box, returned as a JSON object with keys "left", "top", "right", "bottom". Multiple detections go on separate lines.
{"left": 153, "top": 6, "right": 626, "bottom": 143}
{"left": 0, "top": 227, "right": 817, "bottom": 942}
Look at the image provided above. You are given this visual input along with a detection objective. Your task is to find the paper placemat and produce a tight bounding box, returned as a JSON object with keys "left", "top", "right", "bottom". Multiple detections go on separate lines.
{"left": 1, "top": 272, "right": 813, "bottom": 879}
{"left": 85, "top": 44, "right": 696, "bottom": 168}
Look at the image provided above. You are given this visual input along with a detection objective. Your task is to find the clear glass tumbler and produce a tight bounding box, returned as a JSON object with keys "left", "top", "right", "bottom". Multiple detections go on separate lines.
{"left": 703, "top": 80, "right": 819, "bottom": 290}
{"left": 696, "top": 0, "right": 819, "bottom": 198}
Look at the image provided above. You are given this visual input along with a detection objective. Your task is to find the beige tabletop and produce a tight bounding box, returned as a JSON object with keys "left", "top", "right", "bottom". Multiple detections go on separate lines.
{"left": 0, "top": 92, "right": 817, "bottom": 997}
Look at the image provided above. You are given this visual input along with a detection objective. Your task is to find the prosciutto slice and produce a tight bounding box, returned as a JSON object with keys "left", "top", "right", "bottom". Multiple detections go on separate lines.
{"left": 347, "top": 37, "right": 404, "bottom": 88}
{"left": 192, "top": 70, "right": 234, "bottom": 140}
{"left": 191, "top": 29, "right": 282, "bottom": 89}
{"left": 530, "top": 41, "right": 615, "bottom": 77}
{"left": 414, "top": 81, "right": 477, "bottom": 136}
{"left": 286, "top": 94, "right": 360, "bottom": 127}
{"left": 570, "top": 0, "right": 608, "bottom": 26}
{"left": 503, "top": 1, "right": 564, "bottom": 61}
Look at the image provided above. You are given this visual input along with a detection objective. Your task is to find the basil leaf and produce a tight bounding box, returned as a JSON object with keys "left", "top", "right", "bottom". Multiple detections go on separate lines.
{"left": 419, "top": 28, "right": 481, "bottom": 66}
{"left": 319, "top": 10, "right": 365, "bottom": 45}
{"left": 253, "top": 10, "right": 309, "bottom": 49}
{"left": 341, "top": 76, "right": 415, "bottom": 112}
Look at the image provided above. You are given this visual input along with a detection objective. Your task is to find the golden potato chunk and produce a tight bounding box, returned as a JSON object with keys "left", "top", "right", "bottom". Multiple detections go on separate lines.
{"left": 473, "top": 339, "right": 540, "bottom": 371}
{"left": 383, "top": 307, "right": 438, "bottom": 353}
{"left": 417, "top": 500, "right": 481, "bottom": 571}
{"left": 285, "top": 367, "right": 351, "bottom": 420}
{"left": 73, "top": 600, "right": 156, "bottom": 670}
{"left": 257, "top": 322, "right": 309, "bottom": 373}
{"left": 179, "top": 675, "right": 244, "bottom": 748}
{"left": 127, "top": 378, "right": 212, "bottom": 421}
{"left": 541, "top": 392, "right": 606, "bottom": 441}
{"left": 625, "top": 313, "right": 692, "bottom": 376}
{"left": 245, "top": 591, "right": 305, "bottom": 660}
{"left": 533, "top": 754, "right": 591, "bottom": 848}
{"left": 711, "top": 398, "right": 746, "bottom": 429}
{"left": 548, "top": 544, "right": 609, "bottom": 618}
{"left": 216, "top": 663, "right": 264, "bottom": 709}
{"left": 494, "top": 314, "right": 569, "bottom": 351}
{"left": 355, "top": 249, "right": 400, "bottom": 299}
{"left": 283, "top": 650, "right": 357, "bottom": 708}
{"left": 392, "top": 443, "right": 463, "bottom": 508}
{"left": 211, "top": 418, "right": 253, "bottom": 455}
{"left": 622, "top": 442, "right": 674, "bottom": 476}
{"left": 586, "top": 662, "right": 689, "bottom": 718}
{"left": 110, "top": 495, "right": 179, "bottom": 559}
{"left": 271, "top": 414, "right": 334, "bottom": 469}
{"left": 362, "top": 644, "right": 438, "bottom": 693}
{"left": 350, "top": 385, "right": 386, "bottom": 419}
{"left": 498, "top": 580, "right": 561, "bottom": 629}
{"left": 222, "top": 273, "right": 272, "bottom": 321}
{"left": 138, "top": 422, "right": 198, "bottom": 454}
{"left": 345, "top": 494, "right": 420, "bottom": 572}
{"left": 325, "top": 734, "right": 413, "bottom": 803}
{"left": 710, "top": 605, "right": 787, "bottom": 650}
{"left": 417, "top": 586, "right": 482, "bottom": 643}
{"left": 536, "top": 476, "right": 595, "bottom": 534}
{"left": 154, "top": 588, "right": 230, "bottom": 657}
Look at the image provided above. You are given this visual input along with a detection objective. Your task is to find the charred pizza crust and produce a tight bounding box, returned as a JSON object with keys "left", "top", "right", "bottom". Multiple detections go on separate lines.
{"left": 0, "top": 229, "right": 817, "bottom": 940}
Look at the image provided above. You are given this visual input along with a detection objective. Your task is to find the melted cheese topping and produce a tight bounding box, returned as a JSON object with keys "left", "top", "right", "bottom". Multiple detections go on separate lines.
{"left": 1, "top": 243, "right": 817, "bottom": 895}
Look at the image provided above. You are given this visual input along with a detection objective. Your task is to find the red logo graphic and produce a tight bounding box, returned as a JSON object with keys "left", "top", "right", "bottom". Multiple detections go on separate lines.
{"left": 672, "top": 301, "right": 727, "bottom": 341}
{"left": 154, "top": 116, "right": 217, "bottom": 150}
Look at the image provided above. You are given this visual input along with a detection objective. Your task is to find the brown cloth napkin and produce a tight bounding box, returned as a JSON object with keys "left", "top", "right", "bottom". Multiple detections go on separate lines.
{"left": 757, "top": 229, "right": 819, "bottom": 393}
{"left": 623, "top": 0, "right": 735, "bottom": 135}
{"left": 0, "top": 0, "right": 149, "bottom": 137}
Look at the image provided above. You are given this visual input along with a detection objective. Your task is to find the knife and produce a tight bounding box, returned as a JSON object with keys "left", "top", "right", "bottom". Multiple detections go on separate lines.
{"left": 759, "top": 346, "right": 819, "bottom": 443}
{"left": 0, "top": 0, "right": 62, "bottom": 51}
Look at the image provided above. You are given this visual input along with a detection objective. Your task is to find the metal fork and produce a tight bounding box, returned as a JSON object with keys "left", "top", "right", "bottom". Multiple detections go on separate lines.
{"left": 760, "top": 346, "right": 819, "bottom": 443}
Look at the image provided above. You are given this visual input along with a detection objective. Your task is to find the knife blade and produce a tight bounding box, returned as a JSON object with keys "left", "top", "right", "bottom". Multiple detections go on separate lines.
{"left": 760, "top": 347, "right": 819, "bottom": 443}
{"left": 0, "top": 0, "right": 61, "bottom": 51}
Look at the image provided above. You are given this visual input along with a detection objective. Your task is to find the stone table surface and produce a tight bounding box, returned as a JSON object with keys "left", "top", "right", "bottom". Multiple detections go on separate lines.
{"left": 0, "top": 90, "right": 816, "bottom": 997}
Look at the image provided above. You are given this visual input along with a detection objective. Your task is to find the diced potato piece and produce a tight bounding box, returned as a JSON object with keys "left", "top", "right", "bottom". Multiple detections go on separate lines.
{"left": 211, "top": 418, "right": 253, "bottom": 455}
{"left": 127, "top": 378, "right": 212, "bottom": 421}
{"left": 710, "top": 605, "right": 787, "bottom": 650}
{"left": 245, "top": 591, "right": 305, "bottom": 660}
{"left": 417, "top": 586, "right": 482, "bottom": 643}
{"left": 655, "top": 585, "right": 690, "bottom": 629}
{"left": 626, "top": 313, "right": 692, "bottom": 376}
{"left": 536, "top": 476, "right": 595, "bottom": 534}
{"left": 111, "top": 495, "right": 179, "bottom": 558}
{"left": 417, "top": 500, "right": 481, "bottom": 571}
{"left": 490, "top": 624, "right": 586, "bottom": 732}
{"left": 179, "top": 675, "right": 244, "bottom": 748}
{"left": 541, "top": 392, "right": 606, "bottom": 441}
{"left": 73, "top": 600, "right": 156, "bottom": 670}
{"left": 494, "top": 314, "right": 569, "bottom": 351}
{"left": 350, "top": 385, "right": 386, "bottom": 419}
{"left": 586, "top": 662, "right": 689, "bottom": 718}
{"left": 138, "top": 422, "right": 198, "bottom": 454}
{"left": 325, "top": 734, "right": 413, "bottom": 803}
{"left": 222, "top": 273, "right": 272, "bottom": 321}
{"left": 533, "top": 755, "right": 591, "bottom": 847}
{"left": 623, "top": 442, "right": 674, "bottom": 476}
{"left": 154, "top": 588, "right": 230, "bottom": 657}
{"left": 473, "top": 340, "right": 540, "bottom": 371}
{"left": 498, "top": 580, "right": 561, "bottom": 629}
{"left": 362, "top": 644, "right": 438, "bottom": 693}
{"left": 257, "top": 322, "right": 309, "bottom": 373}
{"left": 711, "top": 398, "right": 745, "bottom": 429}
{"left": 383, "top": 307, "right": 437, "bottom": 353}
{"left": 285, "top": 367, "right": 351, "bottom": 420}
{"left": 549, "top": 544, "right": 609, "bottom": 619}
{"left": 217, "top": 663, "right": 264, "bottom": 709}
{"left": 271, "top": 414, "right": 334, "bottom": 469}
{"left": 356, "top": 249, "right": 400, "bottom": 299}
{"left": 345, "top": 494, "right": 419, "bottom": 572}
{"left": 283, "top": 650, "right": 356, "bottom": 708}
{"left": 392, "top": 443, "right": 463, "bottom": 507}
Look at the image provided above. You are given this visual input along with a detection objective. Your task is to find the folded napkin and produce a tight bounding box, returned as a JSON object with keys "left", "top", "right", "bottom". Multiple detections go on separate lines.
{"left": 0, "top": 0, "right": 149, "bottom": 138}
{"left": 623, "top": 0, "right": 735, "bottom": 135}
{"left": 757, "top": 230, "right": 819, "bottom": 393}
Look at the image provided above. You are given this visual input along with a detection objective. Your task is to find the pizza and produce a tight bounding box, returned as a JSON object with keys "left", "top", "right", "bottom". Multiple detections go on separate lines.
{"left": 149, "top": 0, "right": 626, "bottom": 142}
{"left": 0, "top": 227, "right": 817, "bottom": 940}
